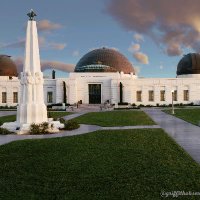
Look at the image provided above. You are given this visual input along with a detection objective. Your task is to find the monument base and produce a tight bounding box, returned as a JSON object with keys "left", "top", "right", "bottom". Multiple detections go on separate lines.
{"left": 1, "top": 119, "right": 64, "bottom": 135}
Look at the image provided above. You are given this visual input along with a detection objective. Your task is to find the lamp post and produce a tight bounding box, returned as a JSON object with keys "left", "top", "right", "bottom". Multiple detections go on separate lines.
{"left": 171, "top": 90, "right": 175, "bottom": 115}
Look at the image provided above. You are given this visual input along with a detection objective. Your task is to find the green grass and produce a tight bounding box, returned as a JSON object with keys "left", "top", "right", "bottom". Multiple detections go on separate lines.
{"left": 0, "top": 115, "right": 16, "bottom": 124}
{"left": 0, "top": 129, "right": 200, "bottom": 199}
{"left": 0, "top": 112, "right": 71, "bottom": 125}
{"left": 164, "top": 108, "right": 200, "bottom": 126}
{"left": 74, "top": 110, "right": 155, "bottom": 126}
{"left": 48, "top": 111, "right": 72, "bottom": 119}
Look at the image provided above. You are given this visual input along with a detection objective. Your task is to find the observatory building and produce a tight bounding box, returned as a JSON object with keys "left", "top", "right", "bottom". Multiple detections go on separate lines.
{"left": 0, "top": 50, "right": 200, "bottom": 107}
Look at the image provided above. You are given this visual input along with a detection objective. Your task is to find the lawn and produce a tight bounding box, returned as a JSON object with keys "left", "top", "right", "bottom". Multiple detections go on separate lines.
{"left": 164, "top": 108, "right": 200, "bottom": 126}
{"left": 74, "top": 110, "right": 155, "bottom": 126}
{"left": 0, "top": 111, "right": 71, "bottom": 125}
{"left": 0, "top": 129, "right": 200, "bottom": 199}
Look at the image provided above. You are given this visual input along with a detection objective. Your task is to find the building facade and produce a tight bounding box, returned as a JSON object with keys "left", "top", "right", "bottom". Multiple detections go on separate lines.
{"left": 0, "top": 49, "right": 200, "bottom": 107}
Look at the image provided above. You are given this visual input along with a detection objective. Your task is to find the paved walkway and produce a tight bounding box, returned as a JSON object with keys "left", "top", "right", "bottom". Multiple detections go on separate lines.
{"left": 143, "top": 108, "right": 200, "bottom": 163}
{"left": 63, "top": 111, "right": 89, "bottom": 120}
{"left": 0, "top": 111, "right": 16, "bottom": 117}
{"left": 0, "top": 124, "right": 160, "bottom": 146}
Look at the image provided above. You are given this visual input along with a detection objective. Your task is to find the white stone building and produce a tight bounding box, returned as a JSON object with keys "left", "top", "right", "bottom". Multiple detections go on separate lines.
{"left": 0, "top": 49, "right": 200, "bottom": 107}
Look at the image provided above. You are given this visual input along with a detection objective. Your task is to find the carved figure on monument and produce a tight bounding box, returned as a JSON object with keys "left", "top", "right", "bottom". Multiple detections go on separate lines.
{"left": 35, "top": 72, "right": 43, "bottom": 84}
{"left": 26, "top": 72, "right": 34, "bottom": 85}
{"left": 25, "top": 72, "right": 34, "bottom": 102}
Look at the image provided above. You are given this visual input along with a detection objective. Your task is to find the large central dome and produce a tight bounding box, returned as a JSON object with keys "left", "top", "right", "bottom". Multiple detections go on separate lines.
{"left": 75, "top": 48, "right": 135, "bottom": 74}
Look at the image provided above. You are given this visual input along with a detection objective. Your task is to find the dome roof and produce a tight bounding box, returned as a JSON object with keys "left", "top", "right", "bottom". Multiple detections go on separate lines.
{"left": 0, "top": 55, "right": 18, "bottom": 76}
{"left": 75, "top": 48, "right": 135, "bottom": 74}
{"left": 177, "top": 53, "right": 200, "bottom": 76}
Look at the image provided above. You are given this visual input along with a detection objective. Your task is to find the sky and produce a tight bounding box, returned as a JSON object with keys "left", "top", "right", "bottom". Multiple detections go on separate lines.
{"left": 0, "top": 0, "right": 200, "bottom": 78}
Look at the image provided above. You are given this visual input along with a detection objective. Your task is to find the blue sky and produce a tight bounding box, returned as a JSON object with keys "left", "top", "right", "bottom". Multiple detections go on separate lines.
{"left": 0, "top": 0, "right": 198, "bottom": 78}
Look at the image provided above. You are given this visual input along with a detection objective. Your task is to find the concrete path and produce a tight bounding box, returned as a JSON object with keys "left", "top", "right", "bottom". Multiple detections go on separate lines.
{"left": 63, "top": 111, "right": 89, "bottom": 120}
{"left": 0, "top": 124, "right": 160, "bottom": 146}
{"left": 143, "top": 108, "right": 200, "bottom": 163}
{"left": 0, "top": 111, "right": 16, "bottom": 117}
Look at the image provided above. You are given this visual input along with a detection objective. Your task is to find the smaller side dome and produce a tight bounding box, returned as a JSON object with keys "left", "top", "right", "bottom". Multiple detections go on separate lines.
{"left": 177, "top": 53, "right": 200, "bottom": 76}
{"left": 0, "top": 55, "right": 18, "bottom": 76}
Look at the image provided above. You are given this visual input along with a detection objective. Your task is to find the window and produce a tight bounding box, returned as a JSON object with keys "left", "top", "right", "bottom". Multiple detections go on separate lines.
{"left": 2, "top": 92, "right": 7, "bottom": 103}
{"left": 183, "top": 90, "right": 189, "bottom": 101}
{"left": 160, "top": 90, "right": 165, "bottom": 101}
{"left": 13, "top": 92, "right": 18, "bottom": 103}
{"left": 47, "top": 92, "right": 53, "bottom": 103}
{"left": 136, "top": 91, "right": 142, "bottom": 102}
{"left": 148, "top": 90, "right": 154, "bottom": 101}
{"left": 173, "top": 90, "right": 177, "bottom": 101}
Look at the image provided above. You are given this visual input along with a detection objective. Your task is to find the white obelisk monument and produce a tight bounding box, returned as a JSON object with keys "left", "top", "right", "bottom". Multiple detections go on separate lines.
{"left": 16, "top": 10, "right": 47, "bottom": 133}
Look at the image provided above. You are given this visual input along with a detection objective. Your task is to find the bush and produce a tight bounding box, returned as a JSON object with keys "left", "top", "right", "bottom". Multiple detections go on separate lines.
{"left": 64, "top": 120, "right": 80, "bottom": 130}
{"left": 0, "top": 106, "right": 17, "bottom": 110}
{"left": 138, "top": 104, "right": 144, "bottom": 107}
{"left": 59, "top": 118, "right": 66, "bottom": 123}
{"left": 0, "top": 127, "right": 14, "bottom": 135}
{"left": 29, "top": 122, "right": 49, "bottom": 135}
{"left": 40, "top": 122, "right": 49, "bottom": 134}
{"left": 29, "top": 123, "right": 41, "bottom": 135}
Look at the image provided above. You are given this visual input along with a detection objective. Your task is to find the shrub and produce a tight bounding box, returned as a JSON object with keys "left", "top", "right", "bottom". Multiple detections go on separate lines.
{"left": 29, "top": 122, "right": 49, "bottom": 135}
{"left": 40, "top": 122, "right": 49, "bottom": 134}
{"left": 0, "top": 127, "right": 13, "bottom": 135}
{"left": 29, "top": 123, "right": 41, "bottom": 135}
{"left": 139, "top": 104, "right": 144, "bottom": 107}
{"left": 59, "top": 118, "right": 66, "bottom": 124}
{"left": 64, "top": 120, "right": 80, "bottom": 130}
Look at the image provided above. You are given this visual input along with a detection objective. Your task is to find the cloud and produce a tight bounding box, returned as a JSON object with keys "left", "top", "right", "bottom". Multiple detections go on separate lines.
{"left": 47, "top": 42, "right": 67, "bottom": 50}
{"left": 38, "top": 36, "right": 67, "bottom": 50}
{"left": 128, "top": 43, "right": 140, "bottom": 53}
{"left": 133, "top": 52, "right": 149, "bottom": 64}
{"left": 89, "top": 46, "right": 119, "bottom": 51}
{"left": 160, "top": 65, "right": 164, "bottom": 70}
{"left": 128, "top": 43, "right": 148, "bottom": 64}
{"left": 72, "top": 50, "right": 80, "bottom": 57}
{"left": 37, "top": 20, "right": 63, "bottom": 32}
{"left": 14, "top": 57, "right": 75, "bottom": 73}
{"left": 133, "top": 33, "right": 144, "bottom": 42}
{"left": 166, "top": 43, "right": 183, "bottom": 56}
{"left": 41, "top": 60, "right": 75, "bottom": 72}
{"left": 107, "top": 0, "right": 200, "bottom": 56}
{"left": 0, "top": 39, "right": 25, "bottom": 49}
{"left": 0, "top": 36, "right": 66, "bottom": 51}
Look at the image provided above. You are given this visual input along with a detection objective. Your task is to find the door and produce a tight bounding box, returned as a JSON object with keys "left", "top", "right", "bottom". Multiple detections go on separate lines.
{"left": 88, "top": 84, "right": 101, "bottom": 104}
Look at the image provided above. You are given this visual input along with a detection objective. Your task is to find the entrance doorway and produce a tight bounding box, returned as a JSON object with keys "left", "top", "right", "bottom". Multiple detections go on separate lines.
{"left": 88, "top": 84, "right": 101, "bottom": 104}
